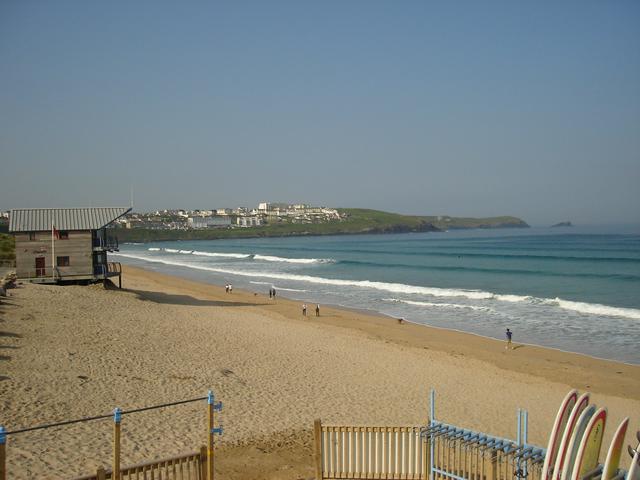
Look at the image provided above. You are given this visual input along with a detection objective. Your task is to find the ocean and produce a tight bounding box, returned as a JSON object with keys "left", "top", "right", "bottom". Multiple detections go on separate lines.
{"left": 113, "top": 227, "right": 640, "bottom": 365}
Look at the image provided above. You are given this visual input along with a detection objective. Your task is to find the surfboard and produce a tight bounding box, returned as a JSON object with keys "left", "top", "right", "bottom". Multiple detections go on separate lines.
{"left": 601, "top": 417, "right": 628, "bottom": 480}
{"left": 553, "top": 392, "right": 590, "bottom": 480}
{"left": 542, "top": 390, "right": 579, "bottom": 480}
{"left": 560, "top": 404, "right": 596, "bottom": 480}
{"left": 627, "top": 430, "right": 640, "bottom": 480}
{"left": 571, "top": 407, "right": 607, "bottom": 480}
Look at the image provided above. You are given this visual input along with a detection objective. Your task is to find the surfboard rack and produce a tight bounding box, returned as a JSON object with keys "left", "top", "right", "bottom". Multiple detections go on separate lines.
{"left": 423, "top": 389, "right": 547, "bottom": 480}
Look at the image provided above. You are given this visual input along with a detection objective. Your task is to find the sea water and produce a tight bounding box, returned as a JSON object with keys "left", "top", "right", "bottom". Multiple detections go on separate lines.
{"left": 114, "top": 227, "right": 640, "bottom": 364}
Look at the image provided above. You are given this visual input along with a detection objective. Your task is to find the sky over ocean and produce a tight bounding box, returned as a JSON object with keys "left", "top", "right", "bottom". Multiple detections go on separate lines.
{"left": 1, "top": 1, "right": 639, "bottom": 226}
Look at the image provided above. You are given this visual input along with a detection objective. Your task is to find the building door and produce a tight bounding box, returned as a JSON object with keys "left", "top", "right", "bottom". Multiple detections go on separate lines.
{"left": 35, "top": 257, "right": 46, "bottom": 277}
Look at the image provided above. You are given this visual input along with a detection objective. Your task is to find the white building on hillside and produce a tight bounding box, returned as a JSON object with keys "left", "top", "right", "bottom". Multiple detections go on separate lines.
{"left": 237, "top": 216, "right": 262, "bottom": 228}
{"left": 188, "top": 216, "right": 232, "bottom": 228}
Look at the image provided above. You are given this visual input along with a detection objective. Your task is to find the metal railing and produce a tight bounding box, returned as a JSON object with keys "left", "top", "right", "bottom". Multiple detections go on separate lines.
{"left": 0, "top": 392, "right": 223, "bottom": 480}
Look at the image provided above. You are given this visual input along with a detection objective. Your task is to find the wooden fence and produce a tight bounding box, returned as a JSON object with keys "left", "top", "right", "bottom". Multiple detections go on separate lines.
{"left": 313, "top": 420, "right": 428, "bottom": 479}
{"left": 0, "top": 393, "right": 222, "bottom": 480}
{"left": 73, "top": 448, "right": 207, "bottom": 480}
{"left": 313, "top": 419, "right": 546, "bottom": 480}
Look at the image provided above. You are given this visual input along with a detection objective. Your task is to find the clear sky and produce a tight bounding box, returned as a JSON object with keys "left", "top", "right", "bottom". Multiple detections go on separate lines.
{"left": 1, "top": 1, "right": 638, "bottom": 226}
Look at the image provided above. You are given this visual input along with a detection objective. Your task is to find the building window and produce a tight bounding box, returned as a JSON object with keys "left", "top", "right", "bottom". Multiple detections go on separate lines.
{"left": 56, "top": 256, "right": 70, "bottom": 267}
{"left": 58, "top": 231, "right": 69, "bottom": 240}
{"left": 29, "top": 232, "right": 36, "bottom": 241}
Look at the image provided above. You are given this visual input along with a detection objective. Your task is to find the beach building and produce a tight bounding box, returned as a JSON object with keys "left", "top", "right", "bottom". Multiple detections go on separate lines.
{"left": 236, "top": 216, "right": 262, "bottom": 227}
{"left": 9, "top": 207, "right": 131, "bottom": 286}
{"left": 187, "top": 215, "right": 232, "bottom": 228}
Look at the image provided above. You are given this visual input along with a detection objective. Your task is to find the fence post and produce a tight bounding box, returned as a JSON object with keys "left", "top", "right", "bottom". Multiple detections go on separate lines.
{"left": 314, "top": 419, "right": 323, "bottom": 480}
{"left": 200, "top": 445, "right": 208, "bottom": 479}
{"left": 208, "top": 391, "right": 214, "bottom": 480}
{"left": 113, "top": 407, "right": 122, "bottom": 480}
{"left": 97, "top": 466, "right": 106, "bottom": 480}
{"left": 0, "top": 426, "right": 6, "bottom": 480}
{"left": 422, "top": 420, "right": 429, "bottom": 480}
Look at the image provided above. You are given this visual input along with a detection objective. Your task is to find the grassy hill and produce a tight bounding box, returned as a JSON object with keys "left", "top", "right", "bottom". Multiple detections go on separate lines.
{"left": 115, "top": 209, "right": 528, "bottom": 243}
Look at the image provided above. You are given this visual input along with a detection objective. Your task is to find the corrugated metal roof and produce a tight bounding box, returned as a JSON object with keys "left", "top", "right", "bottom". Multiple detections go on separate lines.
{"left": 9, "top": 207, "right": 132, "bottom": 232}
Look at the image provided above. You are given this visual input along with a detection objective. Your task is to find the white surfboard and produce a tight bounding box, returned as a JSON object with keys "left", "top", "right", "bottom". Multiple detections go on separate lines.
{"left": 627, "top": 430, "right": 640, "bottom": 480}
{"left": 542, "top": 390, "right": 579, "bottom": 480}
{"left": 553, "top": 392, "right": 590, "bottom": 480}
{"left": 601, "top": 417, "right": 628, "bottom": 480}
{"left": 560, "top": 404, "right": 596, "bottom": 480}
{"left": 571, "top": 407, "right": 607, "bottom": 480}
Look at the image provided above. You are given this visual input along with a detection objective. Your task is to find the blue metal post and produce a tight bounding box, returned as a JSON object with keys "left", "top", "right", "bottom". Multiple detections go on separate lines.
{"left": 0, "top": 425, "right": 6, "bottom": 480}
{"left": 113, "top": 408, "right": 122, "bottom": 480}
{"left": 523, "top": 410, "right": 529, "bottom": 478}
{"left": 430, "top": 389, "right": 435, "bottom": 480}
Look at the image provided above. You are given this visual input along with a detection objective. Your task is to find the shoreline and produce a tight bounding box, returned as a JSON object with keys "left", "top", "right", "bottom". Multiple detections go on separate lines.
{"left": 321, "top": 300, "right": 640, "bottom": 368}
{"left": 116, "top": 265, "right": 640, "bottom": 399}
{"left": 1, "top": 264, "right": 638, "bottom": 478}
{"left": 113, "top": 249, "right": 640, "bottom": 365}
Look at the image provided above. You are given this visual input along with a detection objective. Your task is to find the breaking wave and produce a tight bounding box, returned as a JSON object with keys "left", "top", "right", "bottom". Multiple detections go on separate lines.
{"left": 113, "top": 251, "right": 640, "bottom": 321}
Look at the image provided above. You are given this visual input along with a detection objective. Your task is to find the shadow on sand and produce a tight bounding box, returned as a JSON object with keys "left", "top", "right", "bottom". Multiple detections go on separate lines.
{"left": 127, "top": 289, "right": 264, "bottom": 308}
{"left": 0, "top": 331, "right": 21, "bottom": 338}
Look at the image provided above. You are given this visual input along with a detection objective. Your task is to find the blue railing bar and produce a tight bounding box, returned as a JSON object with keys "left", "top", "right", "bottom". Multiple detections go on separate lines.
{"left": 581, "top": 466, "right": 603, "bottom": 480}
{"left": 431, "top": 467, "right": 468, "bottom": 480}
{"left": 421, "top": 424, "right": 446, "bottom": 438}
{"left": 461, "top": 432, "right": 480, "bottom": 444}
{"left": 431, "top": 426, "right": 457, "bottom": 438}
{"left": 513, "top": 446, "right": 535, "bottom": 459}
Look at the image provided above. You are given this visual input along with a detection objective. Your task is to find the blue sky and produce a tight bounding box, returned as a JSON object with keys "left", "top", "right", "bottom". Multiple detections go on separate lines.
{"left": 1, "top": 1, "right": 638, "bottom": 226}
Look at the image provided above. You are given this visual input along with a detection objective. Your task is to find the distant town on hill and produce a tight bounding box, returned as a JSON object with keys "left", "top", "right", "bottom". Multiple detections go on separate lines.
{"left": 0, "top": 203, "right": 529, "bottom": 243}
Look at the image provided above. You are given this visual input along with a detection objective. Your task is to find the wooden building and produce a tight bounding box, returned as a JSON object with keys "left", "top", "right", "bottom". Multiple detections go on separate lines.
{"left": 9, "top": 207, "right": 131, "bottom": 286}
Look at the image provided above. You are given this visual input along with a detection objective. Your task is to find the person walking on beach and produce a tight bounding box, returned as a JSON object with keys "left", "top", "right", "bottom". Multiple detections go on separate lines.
{"left": 225, "top": 284, "right": 229, "bottom": 293}
{"left": 229, "top": 284, "right": 233, "bottom": 293}
{"left": 315, "top": 304, "right": 320, "bottom": 317}
{"left": 272, "top": 288, "right": 276, "bottom": 298}
{"left": 505, "top": 328, "right": 513, "bottom": 350}
{"left": 269, "top": 289, "right": 272, "bottom": 299}
{"left": 302, "top": 304, "right": 307, "bottom": 316}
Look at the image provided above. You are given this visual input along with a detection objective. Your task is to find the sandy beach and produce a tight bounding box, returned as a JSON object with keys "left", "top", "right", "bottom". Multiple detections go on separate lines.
{"left": 0, "top": 265, "right": 638, "bottom": 479}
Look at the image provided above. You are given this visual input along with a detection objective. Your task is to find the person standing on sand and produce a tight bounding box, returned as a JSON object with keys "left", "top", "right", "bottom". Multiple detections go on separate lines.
{"left": 229, "top": 284, "right": 233, "bottom": 293}
{"left": 505, "top": 328, "right": 513, "bottom": 350}
{"left": 316, "top": 304, "right": 320, "bottom": 317}
{"left": 225, "top": 284, "right": 229, "bottom": 293}
{"left": 302, "top": 304, "right": 307, "bottom": 316}
{"left": 272, "top": 288, "right": 276, "bottom": 298}
{"left": 269, "top": 289, "right": 272, "bottom": 299}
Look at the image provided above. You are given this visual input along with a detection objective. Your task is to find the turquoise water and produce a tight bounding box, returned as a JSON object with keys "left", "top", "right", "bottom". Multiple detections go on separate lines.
{"left": 115, "top": 227, "right": 640, "bottom": 364}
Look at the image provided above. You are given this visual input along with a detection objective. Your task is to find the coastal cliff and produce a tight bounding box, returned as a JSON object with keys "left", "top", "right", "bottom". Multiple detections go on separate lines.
{"left": 114, "top": 209, "right": 529, "bottom": 243}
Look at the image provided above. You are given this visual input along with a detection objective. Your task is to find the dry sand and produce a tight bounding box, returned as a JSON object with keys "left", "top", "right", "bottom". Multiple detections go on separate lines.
{"left": 0, "top": 265, "right": 638, "bottom": 479}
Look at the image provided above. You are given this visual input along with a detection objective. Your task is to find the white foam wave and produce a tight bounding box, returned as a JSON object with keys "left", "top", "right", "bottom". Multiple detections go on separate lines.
{"left": 253, "top": 254, "right": 334, "bottom": 264}
{"left": 494, "top": 294, "right": 535, "bottom": 303}
{"left": 113, "top": 252, "right": 640, "bottom": 321}
{"left": 548, "top": 298, "right": 640, "bottom": 320}
{"left": 274, "top": 287, "right": 308, "bottom": 292}
{"left": 148, "top": 247, "right": 160, "bottom": 251}
{"left": 165, "top": 248, "right": 180, "bottom": 253}
{"left": 179, "top": 250, "right": 193, "bottom": 254}
{"left": 250, "top": 281, "right": 272, "bottom": 285}
{"left": 191, "top": 250, "right": 251, "bottom": 259}
{"left": 112, "top": 253, "right": 495, "bottom": 299}
{"left": 384, "top": 298, "right": 493, "bottom": 312}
